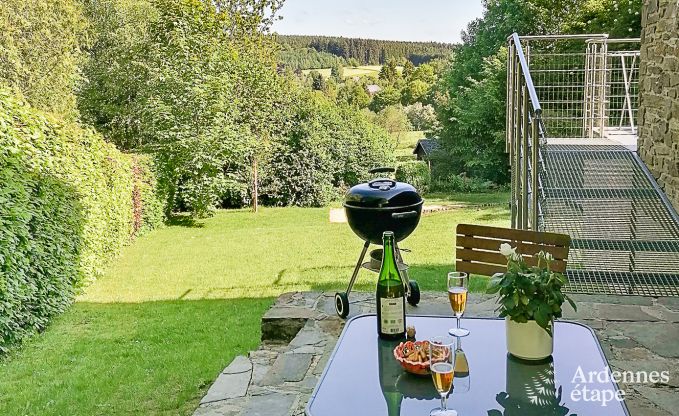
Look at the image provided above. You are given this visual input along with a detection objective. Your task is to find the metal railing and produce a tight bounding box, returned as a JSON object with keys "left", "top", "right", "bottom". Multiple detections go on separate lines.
{"left": 507, "top": 33, "right": 641, "bottom": 231}
{"left": 519, "top": 34, "right": 640, "bottom": 139}
{"left": 506, "top": 33, "right": 544, "bottom": 231}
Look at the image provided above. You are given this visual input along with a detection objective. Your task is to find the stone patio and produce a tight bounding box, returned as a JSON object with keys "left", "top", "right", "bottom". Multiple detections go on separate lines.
{"left": 194, "top": 291, "right": 679, "bottom": 416}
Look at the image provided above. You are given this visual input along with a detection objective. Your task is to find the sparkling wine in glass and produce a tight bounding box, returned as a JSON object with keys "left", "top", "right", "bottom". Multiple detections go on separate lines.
{"left": 429, "top": 336, "right": 458, "bottom": 416}
{"left": 448, "top": 272, "right": 470, "bottom": 337}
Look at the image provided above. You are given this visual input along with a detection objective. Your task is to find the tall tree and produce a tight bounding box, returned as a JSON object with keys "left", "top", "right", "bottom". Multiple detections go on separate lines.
{"left": 378, "top": 59, "right": 400, "bottom": 84}
{"left": 330, "top": 62, "right": 343, "bottom": 81}
{"left": 402, "top": 60, "right": 415, "bottom": 80}
{"left": 309, "top": 70, "right": 326, "bottom": 91}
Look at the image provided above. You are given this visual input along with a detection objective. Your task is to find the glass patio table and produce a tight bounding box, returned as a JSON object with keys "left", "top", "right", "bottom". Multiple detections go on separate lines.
{"left": 307, "top": 315, "right": 630, "bottom": 416}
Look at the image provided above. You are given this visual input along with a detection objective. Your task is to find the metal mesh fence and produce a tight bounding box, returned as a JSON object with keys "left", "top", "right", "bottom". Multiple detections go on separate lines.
{"left": 525, "top": 38, "right": 640, "bottom": 139}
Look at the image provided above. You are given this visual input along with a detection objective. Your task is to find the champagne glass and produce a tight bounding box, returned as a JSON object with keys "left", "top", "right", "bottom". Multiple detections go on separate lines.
{"left": 448, "top": 272, "right": 470, "bottom": 337}
{"left": 429, "top": 336, "right": 457, "bottom": 416}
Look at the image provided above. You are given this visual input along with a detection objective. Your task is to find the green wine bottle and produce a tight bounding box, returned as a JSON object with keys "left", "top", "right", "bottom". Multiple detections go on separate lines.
{"left": 376, "top": 231, "right": 406, "bottom": 340}
{"left": 378, "top": 337, "right": 404, "bottom": 416}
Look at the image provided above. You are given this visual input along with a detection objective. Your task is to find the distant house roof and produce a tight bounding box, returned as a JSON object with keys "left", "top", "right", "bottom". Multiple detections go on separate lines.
{"left": 366, "top": 84, "right": 381, "bottom": 94}
{"left": 413, "top": 139, "right": 440, "bottom": 157}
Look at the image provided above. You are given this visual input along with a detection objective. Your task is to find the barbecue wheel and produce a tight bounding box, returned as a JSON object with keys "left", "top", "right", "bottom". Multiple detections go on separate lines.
{"left": 335, "top": 292, "right": 350, "bottom": 318}
{"left": 407, "top": 280, "right": 420, "bottom": 306}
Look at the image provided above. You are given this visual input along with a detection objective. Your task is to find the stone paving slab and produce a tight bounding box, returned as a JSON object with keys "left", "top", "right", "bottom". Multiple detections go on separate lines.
{"left": 193, "top": 291, "right": 679, "bottom": 416}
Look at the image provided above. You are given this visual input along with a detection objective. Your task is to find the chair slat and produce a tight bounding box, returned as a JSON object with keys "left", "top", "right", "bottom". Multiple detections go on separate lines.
{"left": 457, "top": 223, "right": 570, "bottom": 247}
{"left": 455, "top": 224, "right": 571, "bottom": 277}
{"left": 456, "top": 260, "right": 506, "bottom": 277}
{"left": 456, "top": 248, "right": 507, "bottom": 266}
{"left": 456, "top": 236, "right": 569, "bottom": 260}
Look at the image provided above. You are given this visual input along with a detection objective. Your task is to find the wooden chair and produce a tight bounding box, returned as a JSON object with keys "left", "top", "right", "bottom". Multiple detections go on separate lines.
{"left": 456, "top": 224, "right": 571, "bottom": 277}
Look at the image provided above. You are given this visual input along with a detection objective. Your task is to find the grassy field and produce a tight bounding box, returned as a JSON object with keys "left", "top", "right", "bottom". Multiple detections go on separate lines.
{"left": 302, "top": 65, "right": 402, "bottom": 79}
{"left": 395, "top": 130, "right": 425, "bottom": 161}
{"left": 0, "top": 194, "right": 509, "bottom": 415}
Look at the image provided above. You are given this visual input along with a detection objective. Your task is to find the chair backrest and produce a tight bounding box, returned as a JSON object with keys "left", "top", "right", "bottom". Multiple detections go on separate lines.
{"left": 456, "top": 224, "right": 571, "bottom": 277}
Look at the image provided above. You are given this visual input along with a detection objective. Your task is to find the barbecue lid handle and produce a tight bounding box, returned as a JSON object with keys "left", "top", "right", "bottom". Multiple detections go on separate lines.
{"left": 369, "top": 167, "right": 396, "bottom": 174}
{"left": 368, "top": 179, "right": 397, "bottom": 190}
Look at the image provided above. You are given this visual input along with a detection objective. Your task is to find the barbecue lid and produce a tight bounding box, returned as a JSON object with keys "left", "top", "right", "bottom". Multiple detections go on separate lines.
{"left": 344, "top": 177, "right": 422, "bottom": 209}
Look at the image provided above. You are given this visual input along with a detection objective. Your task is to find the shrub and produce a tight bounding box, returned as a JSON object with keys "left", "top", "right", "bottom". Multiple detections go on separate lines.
{"left": 0, "top": 87, "right": 163, "bottom": 352}
{"left": 261, "top": 89, "right": 394, "bottom": 206}
{"left": 430, "top": 174, "right": 498, "bottom": 193}
{"left": 404, "top": 103, "right": 439, "bottom": 131}
{"left": 0, "top": 0, "right": 88, "bottom": 119}
{"left": 396, "top": 161, "right": 431, "bottom": 194}
{"left": 132, "top": 155, "right": 165, "bottom": 235}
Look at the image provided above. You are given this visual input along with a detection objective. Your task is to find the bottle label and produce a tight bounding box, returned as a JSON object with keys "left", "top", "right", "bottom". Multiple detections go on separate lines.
{"left": 380, "top": 297, "right": 405, "bottom": 334}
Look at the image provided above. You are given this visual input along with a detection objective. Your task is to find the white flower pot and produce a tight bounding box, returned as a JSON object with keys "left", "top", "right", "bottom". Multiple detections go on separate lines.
{"left": 505, "top": 317, "right": 553, "bottom": 360}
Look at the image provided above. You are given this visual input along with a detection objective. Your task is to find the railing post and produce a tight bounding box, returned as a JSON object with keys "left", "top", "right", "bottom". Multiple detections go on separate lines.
{"left": 601, "top": 41, "right": 609, "bottom": 136}
{"left": 507, "top": 43, "right": 515, "bottom": 154}
{"left": 521, "top": 83, "right": 529, "bottom": 230}
{"left": 512, "top": 53, "right": 523, "bottom": 229}
{"left": 531, "top": 112, "right": 540, "bottom": 230}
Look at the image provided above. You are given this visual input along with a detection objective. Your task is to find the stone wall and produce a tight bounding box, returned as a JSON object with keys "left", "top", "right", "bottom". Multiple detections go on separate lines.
{"left": 638, "top": 0, "right": 679, "bottom": 211}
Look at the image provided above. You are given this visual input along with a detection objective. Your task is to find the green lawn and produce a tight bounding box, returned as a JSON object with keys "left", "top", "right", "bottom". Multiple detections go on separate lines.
{"left": 0, "top": 193, "right": 509, "bottom": 415}
{"left": 395, "top": 130, "right": 425, "bottom": 161}
{"left": 301, "top": 65, "right": 403, "bottom": 79}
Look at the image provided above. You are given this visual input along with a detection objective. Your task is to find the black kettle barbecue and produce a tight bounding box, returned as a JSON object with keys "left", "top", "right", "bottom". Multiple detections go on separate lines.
{"left": 335, "top": 167, "right": 423, "bottom": 318}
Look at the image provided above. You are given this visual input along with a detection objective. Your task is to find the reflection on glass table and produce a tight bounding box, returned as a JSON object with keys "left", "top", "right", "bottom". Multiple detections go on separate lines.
{"left": 453, "top": 336, "right": 470, "bottom": 394}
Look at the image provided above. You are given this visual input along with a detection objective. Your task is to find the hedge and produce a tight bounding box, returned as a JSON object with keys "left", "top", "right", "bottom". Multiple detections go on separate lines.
{"left": 396, "top": 160, "right": 431, "bottom": 194}
{"left": 0, "top": 87, "right": 163, "bottom": 352}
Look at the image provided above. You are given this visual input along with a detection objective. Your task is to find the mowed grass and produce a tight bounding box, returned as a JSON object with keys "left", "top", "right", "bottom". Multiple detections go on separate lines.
{"left": 395, "top": 130, "right": 425, "bottom": 160}
{"left": 0, "top": 194, "right": 508, "bottom": 415}
{"left": 82, "top": 194, "right": 509, "bottom": 302}
{"left": 0, "top": 299, "right": 270, "bottom": 415}
{"left": 301, "top": 65, "right": 402, "bottom": 79}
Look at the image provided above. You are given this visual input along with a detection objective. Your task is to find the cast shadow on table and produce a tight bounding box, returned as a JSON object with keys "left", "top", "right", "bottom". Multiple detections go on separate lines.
{"left": 487, "top": 355, "right": 576, "bottom": 416}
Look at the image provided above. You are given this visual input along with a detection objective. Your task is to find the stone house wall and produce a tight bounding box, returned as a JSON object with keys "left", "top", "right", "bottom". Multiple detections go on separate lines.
{"left": 638, "top": 0, "right": 679, "bottom": 211}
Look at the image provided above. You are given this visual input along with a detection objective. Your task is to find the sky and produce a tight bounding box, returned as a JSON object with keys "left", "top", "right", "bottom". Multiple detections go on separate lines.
{"left": 271, "top": 0, "right": 485, "bottom": 44}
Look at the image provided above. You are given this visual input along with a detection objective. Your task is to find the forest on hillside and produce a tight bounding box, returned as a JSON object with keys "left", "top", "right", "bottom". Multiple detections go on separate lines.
{"left": 278, "top": 34, "right": 454, "bottom": 69}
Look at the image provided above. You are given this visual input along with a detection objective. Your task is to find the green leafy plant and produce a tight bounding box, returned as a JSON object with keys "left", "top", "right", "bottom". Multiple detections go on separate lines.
{"left": 486, "top": 244, "right": 576, "bottom": 335}
{"left": 396, "top": 160, "right": 430, "bottom": 193}
{"left": 0, "top": 87, "right": 163, "bottom": 352}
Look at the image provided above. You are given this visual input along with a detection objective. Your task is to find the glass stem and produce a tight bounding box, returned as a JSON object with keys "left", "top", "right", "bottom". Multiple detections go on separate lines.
{"left": 441, "top": 393, "right": 447, "bottom": 410}
{"left": 456, "top": 314, "right": 461, "bottom": 330}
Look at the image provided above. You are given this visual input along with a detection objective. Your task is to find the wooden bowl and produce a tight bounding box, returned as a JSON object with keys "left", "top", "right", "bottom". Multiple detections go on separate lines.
{"left": 393, "top": 340, "right": 431, "bottom": 376}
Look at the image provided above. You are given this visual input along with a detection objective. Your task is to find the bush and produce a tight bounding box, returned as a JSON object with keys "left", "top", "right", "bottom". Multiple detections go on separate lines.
{"left": 132, "top": 155, "right": 165, "bottom": 235}
{"left": 261, "top": 89, "right": 394, "bottom": 206}
{"left": 0, "top": 0, "right": 88, "bottom": 119}
{"left": 396, "top": 161, "right": 431, "bottom": 194}
{"left": 430, "top": 174, "right": 497, "bottom": 193}
{"left": 404, "top": 103, "right": 439, "bottom": 131}
{"left": 0, "top": 88, "right": 163, "bottom": 352}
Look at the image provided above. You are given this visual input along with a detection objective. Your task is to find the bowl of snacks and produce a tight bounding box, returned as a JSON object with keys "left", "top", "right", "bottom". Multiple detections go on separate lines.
{"left": 393, "top": 340, "right": 432, "bottom": 376}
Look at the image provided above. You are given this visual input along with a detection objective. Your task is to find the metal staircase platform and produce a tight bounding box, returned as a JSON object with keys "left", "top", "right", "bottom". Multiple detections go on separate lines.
{"left": 540, "top": 144, "right": 679, "bottom": 296}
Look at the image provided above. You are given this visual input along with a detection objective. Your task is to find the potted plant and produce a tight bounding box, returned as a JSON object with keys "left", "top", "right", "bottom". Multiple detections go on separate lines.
{"left": 486, "top": 243, "right": 576, "bottom": 360}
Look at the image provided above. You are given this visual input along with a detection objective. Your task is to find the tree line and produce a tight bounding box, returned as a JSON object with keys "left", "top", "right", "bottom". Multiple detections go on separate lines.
{"left": 278, "top": 34, "right": 454, "bottom": 66}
